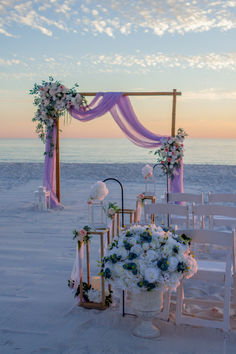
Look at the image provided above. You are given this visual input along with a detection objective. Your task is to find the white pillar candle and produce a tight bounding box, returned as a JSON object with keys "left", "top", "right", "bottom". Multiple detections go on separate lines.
{"left": 91, "top": 276, "right": 100, "bottom": 291}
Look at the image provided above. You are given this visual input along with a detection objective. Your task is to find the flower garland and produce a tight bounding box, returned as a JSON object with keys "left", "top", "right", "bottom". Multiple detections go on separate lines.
{"left": 72, "top": 226, "right": 91, "bottom": 249}
{"left": 100, "top": 224, "right": 197, "bottom": 293}
{"left": 29, "top": 76, "right": 86, "bottom": 157}
{"left": 73, "top": 281, "right": 112, "bottom": 306}
{"left": 153, "top": 128, "right": 187, "bottom": 178}
{"left": 106, "top": 202, "right": 119, "bottom": 219}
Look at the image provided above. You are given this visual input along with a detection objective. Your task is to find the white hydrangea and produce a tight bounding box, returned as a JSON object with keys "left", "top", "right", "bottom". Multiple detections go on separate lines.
{"left": 168, "top": 256, "right": 179, "bottom": 272}
{"left": 89, "top": 181, "right": 109, "bottom": 201}
{"left": 142, "top": 242, "right": 150, "bottom": 251}
{"left": 145, "top": 267, "right": 160, "bottom": 283}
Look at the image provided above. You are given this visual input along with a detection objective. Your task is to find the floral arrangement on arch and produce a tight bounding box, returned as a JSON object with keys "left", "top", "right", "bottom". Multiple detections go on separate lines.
{"left": 29, "top": 76, "right": 86, "bottom": 156}
{"left": 100, "top": 224, "right": 197, "bottom": 293}
{"left": 153, "top": 128, "right": 187, "bottom": 178}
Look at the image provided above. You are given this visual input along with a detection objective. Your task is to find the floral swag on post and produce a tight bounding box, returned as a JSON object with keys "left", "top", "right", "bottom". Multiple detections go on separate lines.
{"left": 29, "top": 76, "right": 86, "bottom": 156}
{"left": 100, "top": 224, "right": 197, "bottom": 293}
{"left": 153, "top": 128, "right": 187, "bottom": 179}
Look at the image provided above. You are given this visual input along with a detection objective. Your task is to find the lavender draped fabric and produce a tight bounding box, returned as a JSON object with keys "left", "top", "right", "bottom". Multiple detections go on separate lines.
{"left": 43, "top": 125, "right": 60, "bottom": 208}
{"left": 44, "top": 92, "right": 183, "bottom": 207}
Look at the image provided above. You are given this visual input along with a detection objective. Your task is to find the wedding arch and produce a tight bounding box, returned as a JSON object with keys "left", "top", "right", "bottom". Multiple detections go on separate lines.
{"left": 30, "top": 81, "right": 182, "bottom": 208}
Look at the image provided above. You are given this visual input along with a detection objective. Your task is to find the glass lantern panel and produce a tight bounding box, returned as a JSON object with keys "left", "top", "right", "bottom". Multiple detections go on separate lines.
{"left": 145, "top": 177, "right": 156, "bottom": 195}
{"left": 88, "top": 201, "right": 106, "bottom": 228}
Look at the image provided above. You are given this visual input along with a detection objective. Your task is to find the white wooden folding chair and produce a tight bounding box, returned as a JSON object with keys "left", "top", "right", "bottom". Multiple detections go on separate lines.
{"left": 143, "top": 203, "right": 190, "bottom": 321}
{"left": 144, "top": 203, "right": 190, "bottom": 229}
{"left": 175, "top": 229, "right": 236, "bottom": 332}
{"left": 207, "top": 193, "right": 236, "bottom": 230}
{"left": 166, "top": 192, "right": 204, "bottom": 228}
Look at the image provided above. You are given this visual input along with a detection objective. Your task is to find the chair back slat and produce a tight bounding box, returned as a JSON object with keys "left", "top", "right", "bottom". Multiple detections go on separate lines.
{"left": 193, "top": 204, "right": 236, "bottom": 218}
{"left": 167, "top": 192, "right": 204, "bottom": 204}
{"left": 177, "top": 229, "right": 235, "bottom": 249}
{"left": 208, "top": 193, "right": 236, "bottom": 204}
{"left": 144, "top": 203, "right": 189, "bottom": 216}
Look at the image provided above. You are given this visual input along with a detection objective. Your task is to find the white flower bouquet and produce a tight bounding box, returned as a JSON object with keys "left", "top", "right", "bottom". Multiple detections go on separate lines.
{"left": 100, "top": 224, "right": 197, "bottom": 292}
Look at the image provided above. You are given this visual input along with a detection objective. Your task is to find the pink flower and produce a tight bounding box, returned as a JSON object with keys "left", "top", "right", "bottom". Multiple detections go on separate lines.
{"left": 138, "top": 193, "right": 145, "bottom": 200}
{"left": 77, "top": 228, "right": 87, "bottom": 241}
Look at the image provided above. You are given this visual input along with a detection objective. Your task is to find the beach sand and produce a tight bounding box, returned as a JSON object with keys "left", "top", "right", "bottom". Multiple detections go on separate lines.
{"left": 0, "top": 163, "right": 236, "bottom": 354}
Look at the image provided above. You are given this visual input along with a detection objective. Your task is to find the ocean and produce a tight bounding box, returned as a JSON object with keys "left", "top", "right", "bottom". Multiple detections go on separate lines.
{"left": 0, "top": 138, "right": 236, "bottom": 165}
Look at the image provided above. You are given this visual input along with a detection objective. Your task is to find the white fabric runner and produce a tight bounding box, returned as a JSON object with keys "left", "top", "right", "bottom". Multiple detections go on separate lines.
{"left": 70, "top": 242, "right": 84, "bottom": 289}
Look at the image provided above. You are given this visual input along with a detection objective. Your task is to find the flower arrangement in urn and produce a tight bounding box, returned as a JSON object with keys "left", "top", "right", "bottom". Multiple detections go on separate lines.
{"left": 153, "top": 128, "right": 187, "bottom": 178}
{"left": 100, "top": 224, "right": 197, "bottom": 292}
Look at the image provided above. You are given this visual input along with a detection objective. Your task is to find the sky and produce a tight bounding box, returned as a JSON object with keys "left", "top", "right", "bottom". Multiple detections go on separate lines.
{"left": 0, "top": 0, "right": 236, "bottom": 139}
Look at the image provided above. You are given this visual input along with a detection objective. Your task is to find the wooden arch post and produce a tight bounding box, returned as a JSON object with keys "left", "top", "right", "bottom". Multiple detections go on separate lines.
{"left": 55, "top": 89, "right": 181, "bottom": 203}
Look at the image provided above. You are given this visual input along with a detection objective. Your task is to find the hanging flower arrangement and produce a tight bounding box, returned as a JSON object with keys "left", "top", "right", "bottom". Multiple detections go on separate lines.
{"left": 153, "top": 128, "right": 187, "bottom": 178}
{"left": 29, "top": 76, "right": 86, "bottom": 156}
{"left": 106, "top": 202, "right": 119, "bottom": 219}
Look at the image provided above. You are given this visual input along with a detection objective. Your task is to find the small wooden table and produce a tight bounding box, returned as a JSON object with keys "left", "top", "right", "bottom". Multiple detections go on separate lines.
{"left": 136, "top": 195, "right": 156, "bottom": 223}
{"left": 116, "top": 209, "right": 137, "bottom": 235}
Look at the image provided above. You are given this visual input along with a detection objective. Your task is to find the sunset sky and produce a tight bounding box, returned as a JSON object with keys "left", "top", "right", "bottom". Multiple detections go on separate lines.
{"left": 0, "top": 0, "right": 236, "bottom": 139}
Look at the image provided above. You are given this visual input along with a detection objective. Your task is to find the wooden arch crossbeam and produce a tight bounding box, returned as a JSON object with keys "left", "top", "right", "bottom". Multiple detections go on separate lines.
{"left": 55, "top": 89, "right": 182, "bottom": 202}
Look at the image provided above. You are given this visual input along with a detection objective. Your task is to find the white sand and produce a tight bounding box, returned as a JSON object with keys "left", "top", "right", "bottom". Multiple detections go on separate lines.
{"left": 0, "top": 163, "right": 236, "bottom": 354}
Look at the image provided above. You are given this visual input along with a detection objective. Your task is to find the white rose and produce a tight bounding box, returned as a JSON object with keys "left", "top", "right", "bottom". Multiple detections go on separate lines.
{"left": 144, "top": 267, "right": 160, "bottom": 283}
{"left": 142, "top": 243, "right": 150, "bottom": 251}
{"left": 146, "top": 250, "right": 157, "bottom": 262}
{"left": 131, "top": 244, "right": 142, "bottom": 255}
{"left": 168, "top": 256, "right": 178, "bottom": 272}
{"left": 117, "top": 247, "right": 128, "bottom": 259}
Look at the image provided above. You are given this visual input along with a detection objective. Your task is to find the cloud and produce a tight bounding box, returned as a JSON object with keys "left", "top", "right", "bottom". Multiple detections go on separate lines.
{"left": 184, "top": 89, "right": 236, "bottom": 100}
{"left": 89, "top": 52, "right": 236, "bottom": 71}
{"left": 1, "top": 51, "right": 236, "bottom": 78}
{"left": 0, "top": 0, "right": 235, "bottom": 37}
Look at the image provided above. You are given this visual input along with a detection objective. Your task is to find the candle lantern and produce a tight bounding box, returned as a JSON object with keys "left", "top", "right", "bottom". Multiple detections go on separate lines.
{"left": 144, "top": 176, "right": 156, "bottom": 195}
{"left": 142, "top": 164, "right": 156, "bottom": 196}
{"left": 34, "top": 186, "right": 50, "bottom": 211}
{"left": 88, "top": 201, "right": 107, "bottom": 228}
{"left": 79, "top": 228, "right": 111, "bottom": 310}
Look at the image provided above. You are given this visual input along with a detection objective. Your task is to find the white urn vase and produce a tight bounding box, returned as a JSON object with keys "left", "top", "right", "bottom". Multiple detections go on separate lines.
{"left": 130, "top": 290, "right": 163, "bottom": 339}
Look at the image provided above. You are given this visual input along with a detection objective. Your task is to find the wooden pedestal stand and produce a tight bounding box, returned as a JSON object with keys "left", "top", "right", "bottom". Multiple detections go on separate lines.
{"left": 79, "top": 228, "right": 111, "bottom": 310}
{"left": 136, "top": 195, "right": 156, "bottom": 224}
{"left": 116, "top": 209, "right": 137, "bottom": 236}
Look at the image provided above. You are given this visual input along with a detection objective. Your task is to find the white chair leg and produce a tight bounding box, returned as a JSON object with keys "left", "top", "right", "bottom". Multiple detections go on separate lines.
{"left": 175, "top": 280, "right": 184, "bottom": 325}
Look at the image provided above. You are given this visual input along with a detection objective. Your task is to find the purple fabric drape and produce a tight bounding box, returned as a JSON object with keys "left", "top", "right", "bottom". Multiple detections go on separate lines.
{"left": 44, "top": 92, "right": 183, "bottom": 207}
{"left": 43, "top": 125, "right": 60, "bottom": 208}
